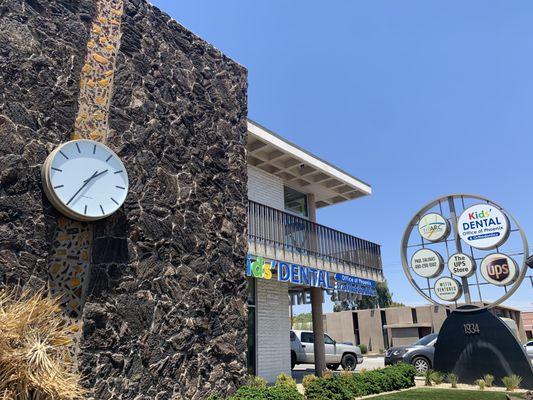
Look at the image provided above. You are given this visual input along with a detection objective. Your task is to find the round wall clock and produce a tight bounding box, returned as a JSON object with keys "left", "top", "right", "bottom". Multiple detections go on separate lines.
{"left": 42, "top": 139, "right": 129, "bottom": 221}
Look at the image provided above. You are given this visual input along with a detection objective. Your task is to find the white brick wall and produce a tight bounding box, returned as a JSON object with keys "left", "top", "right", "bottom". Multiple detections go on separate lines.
{"left": 256, "top": 279, "right": 291, "bottom": 383}
{"left": 247, "top": 166, "right": 284, "bottom": 210}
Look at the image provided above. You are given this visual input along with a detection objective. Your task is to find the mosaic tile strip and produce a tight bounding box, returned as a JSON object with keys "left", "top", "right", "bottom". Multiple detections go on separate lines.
{"left": 47, "top": 0, "right": 124, "bottom": 359}
{"left": 74, "top": 0, "right": 124, "bottom": 142}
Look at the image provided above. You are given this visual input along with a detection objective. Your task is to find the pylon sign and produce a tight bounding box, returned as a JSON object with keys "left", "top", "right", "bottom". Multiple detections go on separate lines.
{"left": 400, "top": 194, "right": 528, "bottom": 310}
{"left": 401, "top": 194, "right": 533, "bottom": 388}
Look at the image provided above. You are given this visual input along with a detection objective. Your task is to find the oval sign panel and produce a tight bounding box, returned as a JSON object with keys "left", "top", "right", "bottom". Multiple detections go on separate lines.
{"left": 434, "top": 277, "right": 462, "bottom": 302}
{"left": 457, "top": 204, "right": 509, "bottom": 250}
{"left": 411, "top": 248, "right": 444, "bottom": 278}
{"left": 418, "top": 213, "right": 450, "bottom": 242}
{"left": 480, "top": 253, "right": 518, "bottom": 286}
{"left": 447, "top": 253, "right": 476, "bottom": 278}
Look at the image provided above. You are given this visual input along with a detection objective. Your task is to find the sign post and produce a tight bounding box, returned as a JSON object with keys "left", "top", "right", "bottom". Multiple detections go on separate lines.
{"left": 447, "top": 196, "right": 472, "bottom": 304}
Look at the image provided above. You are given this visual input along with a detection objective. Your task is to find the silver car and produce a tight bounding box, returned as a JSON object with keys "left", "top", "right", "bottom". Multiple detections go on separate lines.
{"left": 525, "top": 340, "right": 533, "bottom": 360}
{"left": 290, "top": 330, "right": 364, "bottom": 371}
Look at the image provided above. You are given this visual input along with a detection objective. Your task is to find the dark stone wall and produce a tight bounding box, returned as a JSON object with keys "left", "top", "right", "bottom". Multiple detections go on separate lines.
{"left": 0, "top": 0, "right": 95, "bottom": 287}
{"left": 0, "top": 1, "right": 249, "bottom": 399}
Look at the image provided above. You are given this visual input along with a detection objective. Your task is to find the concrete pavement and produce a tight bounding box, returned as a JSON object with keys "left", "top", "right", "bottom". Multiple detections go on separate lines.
{"left": 291, "top": 356, "right": 385, "bottom": 383}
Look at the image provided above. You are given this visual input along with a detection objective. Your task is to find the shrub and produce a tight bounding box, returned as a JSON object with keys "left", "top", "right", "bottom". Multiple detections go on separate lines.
{"left": 424, "top": 370, "right": 433, "bottom": 386}
{"left": 227, "top": 378, "right": 304, "bottom": 400}
{"left": 359, "top": 344, "right": 368, "bottom": 354}
{"left": 475, "top": 379, "right": 486, "bottom": 390}
{"left": 305, "top": 375, "right": 354, "bottom": 400}
{"left": 276, "top": 373, "right": 297, "bottom": 389}
{"left": 431, "top": 371, "right": 445, "bottom": 385}
{"left": 247, "top": 375, "right": 267, "bottom": 388}
{"left": 502, "top": 375, "right": 522, "bottom": 392}
{"left": 265, "top": 385, "right": 304, "bottom": 400}
{"left": 229, "top": 386, "right": 267, "bottom": 400}
{"left": 483, "top": 374, "right": 494, "bottom": 387}
{"left": 302, "top": 374, "right": 317, "bottom": 390}
{"left": 0, "top": 289, "right": 86, "bottom": 400}
{"left": 446, "top": 373, "right": 458, "bottom": 388}
{"left": 304, "top": 363, "right": 416, "bottom": 400}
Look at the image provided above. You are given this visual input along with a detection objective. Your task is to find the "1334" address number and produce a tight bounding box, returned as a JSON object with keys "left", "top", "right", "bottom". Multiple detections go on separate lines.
{"left": 463, "top": 323, "right": 481, "bottom": 335}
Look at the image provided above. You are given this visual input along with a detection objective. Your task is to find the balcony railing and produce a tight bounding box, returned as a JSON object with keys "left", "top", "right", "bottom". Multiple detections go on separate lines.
{"left": 247, "top": 200, "right": 382, "bottom": 277}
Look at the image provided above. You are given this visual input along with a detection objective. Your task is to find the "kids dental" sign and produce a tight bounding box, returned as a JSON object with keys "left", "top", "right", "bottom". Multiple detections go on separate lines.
{"left": 457, "top": 204, "right": 509, "bottom": 250}
{"left": 246, "top": 255, "right": 377, "bottom": 296}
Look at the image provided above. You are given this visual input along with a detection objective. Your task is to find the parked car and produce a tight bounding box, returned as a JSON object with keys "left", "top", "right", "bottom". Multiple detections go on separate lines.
{"left": 385, "top": 333, "right": 437, "bottom": 374}
{"left": 290, "top": 330, "right": 364, "bottom": 371}
{"left": 525, "top": 340, "right": 533, "bottom": 360}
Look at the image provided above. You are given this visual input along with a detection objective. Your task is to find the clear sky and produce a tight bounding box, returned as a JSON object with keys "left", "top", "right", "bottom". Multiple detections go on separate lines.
{"left": 150, "top": 0, "right": 533, "bottom": 311}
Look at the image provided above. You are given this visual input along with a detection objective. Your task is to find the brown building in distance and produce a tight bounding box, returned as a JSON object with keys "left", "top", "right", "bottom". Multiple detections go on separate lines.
{"left": 523, "top": 311, "right": 533, "bottom": 340}
{"left": 324, "top": 304, "right": 528, "bottom": 354}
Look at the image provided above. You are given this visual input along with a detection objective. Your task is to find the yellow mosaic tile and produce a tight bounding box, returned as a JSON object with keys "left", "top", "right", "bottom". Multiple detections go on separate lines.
{"left": 48, "top": 0, "right": 124, "bottom": 366}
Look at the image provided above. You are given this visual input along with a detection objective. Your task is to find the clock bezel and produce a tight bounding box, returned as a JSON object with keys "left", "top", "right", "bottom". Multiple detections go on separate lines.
{"left": 41, "top": 139, "right": 129, "bottom": 222}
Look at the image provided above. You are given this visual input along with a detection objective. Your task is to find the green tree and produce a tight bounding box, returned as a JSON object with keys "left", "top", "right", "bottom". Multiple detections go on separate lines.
{"left": 292, "top": 312, "right": 312, "bottom": 324}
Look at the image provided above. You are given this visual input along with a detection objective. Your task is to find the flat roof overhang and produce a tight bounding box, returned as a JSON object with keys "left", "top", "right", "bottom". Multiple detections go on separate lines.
{"left": 383, "top": 323, "right": 433, "bottom": 329}
{"left": 247, "top": 119, "right": 372, "bottom": 208}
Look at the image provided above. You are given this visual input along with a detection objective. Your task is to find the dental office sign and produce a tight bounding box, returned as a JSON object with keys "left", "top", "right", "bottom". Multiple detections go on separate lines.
{"left": 457, "top": 204, "right": 509, "bottom": 250}
{"left": 246, "top": 255, "right": 377, "bottom": 297}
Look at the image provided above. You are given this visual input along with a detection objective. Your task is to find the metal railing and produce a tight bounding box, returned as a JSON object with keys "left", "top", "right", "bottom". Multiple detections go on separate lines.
{"left": 248, "top": 200, "right": 382, "bottom": 275}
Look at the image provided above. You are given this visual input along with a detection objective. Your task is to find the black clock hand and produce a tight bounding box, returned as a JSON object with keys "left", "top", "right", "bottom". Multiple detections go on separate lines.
{"left": 67, "top": 170, "right": 98, "bottom": 206}
{"left": 84, "top": 169, "right": 108, "bottom": 183}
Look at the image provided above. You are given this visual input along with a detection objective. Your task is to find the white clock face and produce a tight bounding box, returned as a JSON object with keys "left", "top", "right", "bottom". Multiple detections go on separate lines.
{"left": 42, "top": 139, "right": 129, "bottom": 221}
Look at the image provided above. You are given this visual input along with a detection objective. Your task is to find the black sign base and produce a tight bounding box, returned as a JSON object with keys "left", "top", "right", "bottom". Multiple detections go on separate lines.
{"left": 434, "top": 306, "right": 533, "bottom": 389}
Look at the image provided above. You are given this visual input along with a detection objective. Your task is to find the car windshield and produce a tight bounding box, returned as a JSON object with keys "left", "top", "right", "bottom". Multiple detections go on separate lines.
{"left": 413, "top": 334, "right": 437, "bottom": 346}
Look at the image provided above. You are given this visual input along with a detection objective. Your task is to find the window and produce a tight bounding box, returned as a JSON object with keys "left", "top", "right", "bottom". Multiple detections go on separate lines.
{"left": 381, "top": 310, "right": 388, "bottom": 350}
{"left": 301, "top": 332, "right": 314, "bottom": 343}
{"left": 413, "top": 333, "right": 438, "bottom": 346}
{"left": 324, "top": 335, "right": 335, "bottom": 345}
{"left": 284, "top": 186, "right": 308, "bottom": 217}
{"left": 290, "top": 331, "right": 297, "bottom": 342}
{"left": 247, "top": 278, "right": 256, "bottom": 375}
{"left": 352, "top": 313, "right": 360, "bottom": 346}
{"left": 411, "top": 308, "right": 418, "bottom": 324}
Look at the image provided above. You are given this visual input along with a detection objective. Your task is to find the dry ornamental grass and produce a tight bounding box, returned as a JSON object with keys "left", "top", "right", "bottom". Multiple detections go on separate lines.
{"left": 0, "top": 290, "right": 86, "bottom": 400}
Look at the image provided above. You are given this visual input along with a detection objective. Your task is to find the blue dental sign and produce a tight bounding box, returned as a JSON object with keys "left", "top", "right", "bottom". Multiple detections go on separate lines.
{"left": 246, "top": 255, "right": 377, "bottom": 296}
{"left": 334, "top": 273, "right": 377, "bottom": 296}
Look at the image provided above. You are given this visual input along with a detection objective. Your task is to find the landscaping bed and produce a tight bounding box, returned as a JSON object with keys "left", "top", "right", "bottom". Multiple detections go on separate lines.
{"left": 365, "top": 388, "right": 526, "bottom": 399}
{"left": 209, "top": 363, "right": 416, "bottom": 400}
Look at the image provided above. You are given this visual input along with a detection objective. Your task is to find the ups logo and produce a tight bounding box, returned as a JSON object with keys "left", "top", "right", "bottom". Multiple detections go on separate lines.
{"left": 480, "top": 253, "right": 517, "bottom": 287}
{"left": 485, "top": 258, "right": 510, "bottom": 282}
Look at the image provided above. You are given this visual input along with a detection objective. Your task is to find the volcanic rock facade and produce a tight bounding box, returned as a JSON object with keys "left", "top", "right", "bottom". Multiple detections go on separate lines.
{"left": 0, "top": 1, "right": 248, "bottom": 399}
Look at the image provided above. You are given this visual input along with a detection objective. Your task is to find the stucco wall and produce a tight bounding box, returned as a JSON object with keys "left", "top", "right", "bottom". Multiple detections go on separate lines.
{"left": 0, "top": 1, "right": 248, "bottom": 399}
{"left": 324, "top": 311, "right": 356, "bottom": 344}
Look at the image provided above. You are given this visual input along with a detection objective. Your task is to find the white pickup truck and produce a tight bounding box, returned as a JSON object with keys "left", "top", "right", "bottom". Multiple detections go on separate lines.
{"left": 290, "top": 330, "right": 364, "bottom": 370}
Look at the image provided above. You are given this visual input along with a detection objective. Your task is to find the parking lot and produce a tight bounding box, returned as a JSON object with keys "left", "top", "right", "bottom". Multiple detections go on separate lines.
{"left": 291, "top": 356, "right": 385, "bottom": 383}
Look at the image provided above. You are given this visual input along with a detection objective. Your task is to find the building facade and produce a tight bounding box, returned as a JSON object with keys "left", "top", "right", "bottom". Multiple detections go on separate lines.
{"left": 324, "top": 304, "right": 529, "bottom": 354}
{"left": 523, "top": 311, "right": 533, "bottom": 340}
{"left": 0, "top": 0, "right": 383, "bottom": 397}
{"left": 246, "top": 120, "right": 382, "bottom": 382}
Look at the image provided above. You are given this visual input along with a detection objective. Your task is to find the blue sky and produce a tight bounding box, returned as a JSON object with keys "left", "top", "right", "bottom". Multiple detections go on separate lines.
{"left": 150, "top": 0, "right": 533, "bottom": 311}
